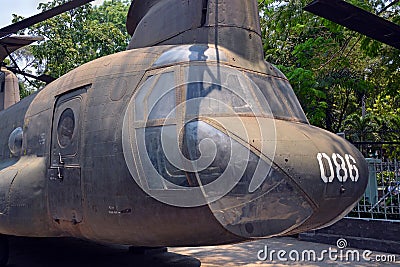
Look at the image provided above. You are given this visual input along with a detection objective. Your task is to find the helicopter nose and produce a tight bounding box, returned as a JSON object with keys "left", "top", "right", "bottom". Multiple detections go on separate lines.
{"left": 183, "top": 119, "right": 315, "bottom": 238}
{"left": 273, "top": 122, "right": 369, "bottom": 234}
{"left": 191, "top": 118, "right": 368, "bottom": 239}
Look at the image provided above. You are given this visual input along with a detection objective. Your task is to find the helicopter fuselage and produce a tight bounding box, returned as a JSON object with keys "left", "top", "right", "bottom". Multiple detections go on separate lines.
{"left": 0, "top": 44, "right": 368, "bottom": 247}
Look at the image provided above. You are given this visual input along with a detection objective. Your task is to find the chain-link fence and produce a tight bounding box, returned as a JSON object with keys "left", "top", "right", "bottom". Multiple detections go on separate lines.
{"left": 347, "top": 142, "right": 400, "bottom": 221}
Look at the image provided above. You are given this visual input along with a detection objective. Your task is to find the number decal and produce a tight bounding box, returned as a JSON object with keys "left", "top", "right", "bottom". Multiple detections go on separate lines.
{"left": 317, "top": 153, "right": 334, "bottom": 183}
{"left": 345, "top": 154, "right": 359, "bottom": 182}
{"left": 317, "top": 153, "right": 358, "bottom": 183}
{"left": 332, "top": 153, "right": 348, "bottom": 182}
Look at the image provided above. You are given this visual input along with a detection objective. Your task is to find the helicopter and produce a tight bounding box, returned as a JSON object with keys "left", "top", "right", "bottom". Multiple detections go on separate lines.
{"left": 0, "top": 0, "right": 370, "bottom": 266}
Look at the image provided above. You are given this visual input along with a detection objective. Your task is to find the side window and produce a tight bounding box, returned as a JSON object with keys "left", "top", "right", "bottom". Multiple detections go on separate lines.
{"left": 148, "top": 72, "right": 176, "bottom": 120}
{"left": 247, "top": 73, "right": 308, "bottom": 123}
{"left": 8, "top": 127, "right": 23, "bottom": 156}
{"left": 145, "top": 126, "right": 188, "bottom": 188}
{"left": 134, "top": 75, "right": 153, "bottom": 121}
{"left": 276, "top": 79, "right": 308, "bottom": 122}
{"left": 226, "top": 74, "right": 253, "bottom": 113}
{"left": 57, "top": 108, "right": 75, "bottom": 148}
{"left": 267, "top": 77, "right": 294, "bottom": 119}
{"left": 134, "top": 71, "right": 176, "bottom": 121}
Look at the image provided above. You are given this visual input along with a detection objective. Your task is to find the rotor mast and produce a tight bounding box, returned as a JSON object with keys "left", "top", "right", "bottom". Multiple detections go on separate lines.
{"left": 126, "top": 0, "right": 265, "bottom": 63}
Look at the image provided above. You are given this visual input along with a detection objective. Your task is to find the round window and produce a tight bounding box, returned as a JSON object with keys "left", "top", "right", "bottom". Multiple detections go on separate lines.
{"left": 8, "top": 127, "right": 23, "bottom": 156}
{"left": 57, "top": 108, "right": 75, "bottom": 148}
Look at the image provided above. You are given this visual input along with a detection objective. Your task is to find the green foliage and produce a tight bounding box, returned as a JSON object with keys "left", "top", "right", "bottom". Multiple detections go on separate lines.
{"left": 13, "top": 0, "right": 130, "bottom": 80}
{"left": 259, "top": 0, "right": 400, "bottom": 142}
{"left": 343, "top": 113, "right": 380, "bottom": 142}
{"left": 18, "top": 82, "right": 32, "bottom": 99}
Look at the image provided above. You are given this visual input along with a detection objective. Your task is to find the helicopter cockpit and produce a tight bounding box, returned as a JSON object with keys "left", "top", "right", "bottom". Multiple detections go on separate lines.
{"left": 123, "top": 44, "right": 309, "bottom": 194}
{"left": 120, "top": 44, "right": 320, "bottom": 238}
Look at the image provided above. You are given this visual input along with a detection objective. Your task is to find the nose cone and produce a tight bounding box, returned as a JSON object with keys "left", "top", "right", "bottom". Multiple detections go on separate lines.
{"left": 272, "top": 121, "right": 369, "bottom": 234}
{"left": 183, "top": 120, "right": 315, "bottom": 238}
{"left": 195, "top": 118, "right": 368, "bottom": 239}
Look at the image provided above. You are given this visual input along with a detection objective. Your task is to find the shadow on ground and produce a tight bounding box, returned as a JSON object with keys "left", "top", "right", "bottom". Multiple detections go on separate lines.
{"left": 7, "top": 237, "right": 200, "bottom": 267}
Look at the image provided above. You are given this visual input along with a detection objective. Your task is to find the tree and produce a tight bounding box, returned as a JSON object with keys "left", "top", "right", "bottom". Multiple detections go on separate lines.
{"left": 343, "top": 113, "right": 380, "bottom": 142}
{"left": 13, "top": 0, "right": 131, "bottom": 83}
{"left": 258, "top": 0, "right": 400, "bottom": 143}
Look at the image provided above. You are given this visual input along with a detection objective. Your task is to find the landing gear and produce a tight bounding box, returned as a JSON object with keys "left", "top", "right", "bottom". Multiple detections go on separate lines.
{"left": 0, "top": 235, "right": 8, "bottom": 267}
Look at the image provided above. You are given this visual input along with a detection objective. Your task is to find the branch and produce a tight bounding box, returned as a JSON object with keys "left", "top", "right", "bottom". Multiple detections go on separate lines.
{"left": 377, "top": 0, "right": 400, "bottom": 15}
{"left": 314, "top": 36, "right": 352, "bottom": 71}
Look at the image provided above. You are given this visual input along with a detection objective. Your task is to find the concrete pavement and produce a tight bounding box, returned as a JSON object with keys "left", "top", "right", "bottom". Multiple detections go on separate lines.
{"left": 6, "top": 236, "right": 399, "bottom": 266}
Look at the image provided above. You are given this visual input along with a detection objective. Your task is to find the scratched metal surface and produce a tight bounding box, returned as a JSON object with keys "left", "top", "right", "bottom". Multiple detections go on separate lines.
{"left": 0, "top": 0, "right": 368, "bottom": 250}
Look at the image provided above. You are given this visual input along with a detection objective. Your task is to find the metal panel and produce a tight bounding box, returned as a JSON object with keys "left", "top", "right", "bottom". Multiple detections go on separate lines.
{"left": 48, "top": 167, "right": 82, "bottom": 224}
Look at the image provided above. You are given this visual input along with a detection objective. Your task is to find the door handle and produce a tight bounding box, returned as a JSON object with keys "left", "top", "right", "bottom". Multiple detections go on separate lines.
{"left": 57, "top": 167, "right": 63, "bottom": 180}
{"left": 59, "top": 153, "right": 65, "bottom": 165}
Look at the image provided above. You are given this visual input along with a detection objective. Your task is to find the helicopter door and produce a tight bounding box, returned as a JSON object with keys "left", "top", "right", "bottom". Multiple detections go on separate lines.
{"left": 48, "top": 87, "right": 88, "bottom": 224}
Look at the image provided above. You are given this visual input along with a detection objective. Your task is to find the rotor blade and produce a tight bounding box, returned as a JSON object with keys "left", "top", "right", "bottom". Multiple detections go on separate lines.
{"left": 0, "top": 0, "right": 94, "bottom": 39}
{"left": 304, "top": 0, "right": 400, "bottom": 49}
{"left": 0, "top": 35, "right": 44, "bottom": 62}
{"left": 7, "top": 67, "right": 55, "bottom": 84}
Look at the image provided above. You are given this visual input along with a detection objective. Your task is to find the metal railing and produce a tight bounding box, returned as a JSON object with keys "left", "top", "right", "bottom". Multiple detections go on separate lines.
{"left": 347, "top": 142, "right": 400, "bottom": 221}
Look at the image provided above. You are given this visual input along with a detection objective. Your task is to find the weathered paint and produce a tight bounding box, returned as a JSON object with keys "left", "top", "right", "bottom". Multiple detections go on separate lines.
{"left": 0, "top": 0, "right": 368, "bottom": 249}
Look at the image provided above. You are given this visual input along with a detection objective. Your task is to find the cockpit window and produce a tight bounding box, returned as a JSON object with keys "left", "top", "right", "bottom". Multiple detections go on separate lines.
{"left": 147, "top": 72, "right": 176, "bottom": 120}
{"left": 136, "top": 65, "right": 308, "bottom": 124}
{"left": 135, "top": 71, "right": 176, "bottom": 122}
{"left": 185, "top": 82, "right": 255, "bottom": 116}
{"left": 246, "top": 72, "right": 309, "bottom": 123}
{"left": 184, "top": 65, "right": 266, "bottom": 117}
{"left": 145, "top": 126, "right": 189, "bottom": 188}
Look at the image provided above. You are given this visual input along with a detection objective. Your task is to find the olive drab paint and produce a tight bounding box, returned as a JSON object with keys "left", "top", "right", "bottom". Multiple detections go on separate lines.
{"left": 0, "top": 1, "right": 369, "bottom": 265}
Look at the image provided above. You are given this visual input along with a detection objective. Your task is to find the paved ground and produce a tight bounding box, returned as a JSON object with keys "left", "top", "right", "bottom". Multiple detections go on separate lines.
{"left": 6, "top": 236, "right": 399, "bottom": 266}
{"left": 172, "top": 237, "right": 399, "bottom": 266}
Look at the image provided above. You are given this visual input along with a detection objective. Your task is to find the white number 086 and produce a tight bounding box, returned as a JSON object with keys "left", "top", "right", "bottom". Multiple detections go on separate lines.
{"left": 317, "top": 153, "right": 359, "bottom": 183}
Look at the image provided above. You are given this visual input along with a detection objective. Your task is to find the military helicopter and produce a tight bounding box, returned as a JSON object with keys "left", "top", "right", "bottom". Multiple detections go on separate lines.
{"left": 0, "top": 0, "right": 370, "bottom": 266}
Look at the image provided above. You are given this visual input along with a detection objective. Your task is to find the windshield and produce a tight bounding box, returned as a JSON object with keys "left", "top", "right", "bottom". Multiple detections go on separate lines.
{"left": 184, "top": 64, "right": 266, "bottom": 118}
{"left": 136, "top": 64, "right": 308, "bottom": 124}
{"left": 246, "top": 72, "right": 308, "bottom": 124}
